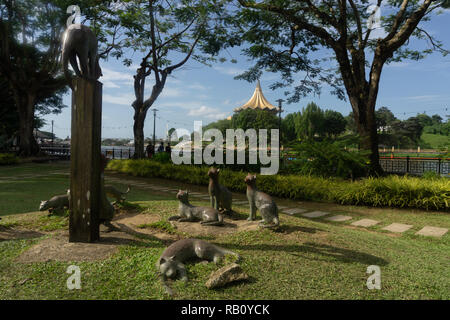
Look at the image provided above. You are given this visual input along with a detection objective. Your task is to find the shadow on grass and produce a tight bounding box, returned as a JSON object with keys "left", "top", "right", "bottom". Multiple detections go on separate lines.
{"left": 114, "top": 222, "right": 172, "bottom": 247}
{"left": 225, "top": 242, "right": 388, "bottom": 266}
{"left": 277, "top": 225, "right": 323, "bottom": 234}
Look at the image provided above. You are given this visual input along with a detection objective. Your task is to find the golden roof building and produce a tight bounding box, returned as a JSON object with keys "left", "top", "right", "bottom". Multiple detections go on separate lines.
{"left": 234, "top": 80, "right": 280, "bottom": 114}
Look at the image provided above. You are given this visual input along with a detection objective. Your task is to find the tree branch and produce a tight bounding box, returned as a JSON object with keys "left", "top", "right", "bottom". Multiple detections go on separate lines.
{"left": 384, "top": 0, "right": 410, "bottom": 42}
{"left": 384, "top": 0, "right": 433, "bottom": 55}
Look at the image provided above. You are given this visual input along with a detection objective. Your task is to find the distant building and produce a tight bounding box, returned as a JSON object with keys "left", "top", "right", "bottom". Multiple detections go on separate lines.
{"left": 234, "top": 80, "right": 280, "bottom": 114}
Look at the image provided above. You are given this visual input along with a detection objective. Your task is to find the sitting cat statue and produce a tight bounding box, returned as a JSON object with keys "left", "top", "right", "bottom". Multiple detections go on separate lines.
{"left": 245, "top": 174, "right": 280, "bottom": 229}
{"left": 208, "top": 167, "right": 232, "bottom": 213}
{"left": 170, "top": 190, "right": 224, "bottom": 226}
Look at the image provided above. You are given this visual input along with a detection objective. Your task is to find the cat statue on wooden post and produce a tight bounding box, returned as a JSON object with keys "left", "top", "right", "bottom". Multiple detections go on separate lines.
{"left": 61, "top": 24, "right": 102, "bottom": 86}
{"left": 245, "top": 174, "right": 280, "bottom": 229}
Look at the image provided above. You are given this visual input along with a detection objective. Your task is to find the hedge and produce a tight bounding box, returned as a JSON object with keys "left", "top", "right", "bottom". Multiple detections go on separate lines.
{"left": 107, "top": 159, "right": 449, "bottom": 211}
{"left": 0, "top": 153, "right": 19, "bottom": 165}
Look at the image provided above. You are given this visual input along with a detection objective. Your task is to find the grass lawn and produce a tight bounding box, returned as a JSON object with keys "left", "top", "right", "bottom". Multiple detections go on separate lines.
{"left": 0, "top": 162, "right": 449, "bottom": 299}
{"left": 421, "top": 133, "right": 450, "bottom": 150}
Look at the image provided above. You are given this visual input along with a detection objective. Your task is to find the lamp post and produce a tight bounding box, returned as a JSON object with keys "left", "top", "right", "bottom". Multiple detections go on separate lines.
{"left": 276, "top": 99, "right": 284, "bottom": 144}
{"left": 152, "top": 108, "right": 158, "bottom": 149}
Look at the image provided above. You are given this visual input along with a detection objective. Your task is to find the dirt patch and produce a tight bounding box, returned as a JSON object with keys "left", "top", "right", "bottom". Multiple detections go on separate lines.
{"left": 114, "top": 212, "right": 160, "bottom": 226}
{"left": 171, "top": 218, "right": 260, "bottom": 237}
{"left": 14, "top": 230, "right": 144, "bottom": 263}
{"left": 0, "top": 227, "right": 44, "bottom": 241}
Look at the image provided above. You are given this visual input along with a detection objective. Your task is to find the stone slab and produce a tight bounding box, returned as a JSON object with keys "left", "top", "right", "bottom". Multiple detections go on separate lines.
{"left": 301, "top": 211, "right": 330, "bottom": 218}
{"left": 415, "top": 226, "right": 448, "bottom": 237}
{"left": 351, "top": 219, "right": 379, "bottom": 227}
{"left": 325, "top": 215, "right": 353, "bottom": 222}
{"left": 382, "top": 223, "right": 413, "bottom": 233}
{"left": 277, "top": 206, "right": 288, "bottom": 210}
{"left": 282, "top": 208, "right": 308, "bottom": 215}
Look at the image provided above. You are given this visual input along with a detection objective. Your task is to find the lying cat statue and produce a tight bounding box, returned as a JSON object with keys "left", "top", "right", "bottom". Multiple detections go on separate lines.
{"left": 39, "top": 194, "right": 69, "bottom": 213}
{"left": 104, "top": 185, "right": 130, "bottom": 204}
{"left": 169, "top": 190, "right": 224, "bottom": 226}
{"left": 157, "top": 238, "right": 240, "bottom": 294}
{"left": 208, "top": 167, "right": 232, "bottom": 213}
{"left": 245, "top": 174, "right": 280, "bottom": 229}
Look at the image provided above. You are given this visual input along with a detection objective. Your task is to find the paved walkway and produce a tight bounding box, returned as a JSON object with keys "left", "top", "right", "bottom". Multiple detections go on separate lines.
{"left": 102, "top": 173, "right": 448, "bottom": 239}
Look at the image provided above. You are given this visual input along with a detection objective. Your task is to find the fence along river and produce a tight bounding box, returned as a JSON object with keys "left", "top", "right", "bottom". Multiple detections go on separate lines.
{"left": 40, "top": 145, "right": 449, "bottom": 177}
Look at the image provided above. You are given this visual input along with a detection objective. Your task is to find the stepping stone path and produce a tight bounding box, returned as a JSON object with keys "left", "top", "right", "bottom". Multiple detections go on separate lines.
{"left": 282, "top": 208, "right": 307, "bottom": 215}
{"left": 277, "top": 206, "right": 288, "bottom": 210}
{"left": 415, "top": 226, "right": 448, "bottom": 237}
{"left": 301, "top": 211, "right": 330, "bottom": 218}
{"left": 382, "top": 223, "right": 413, "bottom": 233}
{"left": 325, "top": 215, "right": 352, "bottom": 222}
{"left": 351, "top": 219, "right": 379, "bottom": 227}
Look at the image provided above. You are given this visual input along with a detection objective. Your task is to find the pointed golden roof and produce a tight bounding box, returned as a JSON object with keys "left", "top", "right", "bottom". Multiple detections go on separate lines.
{"left": 234, "top": 80, "right": 279, "bottom": 113}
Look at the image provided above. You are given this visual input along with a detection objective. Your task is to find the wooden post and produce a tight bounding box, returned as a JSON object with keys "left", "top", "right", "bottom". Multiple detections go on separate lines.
{"left": 69, "top": 77, "right": 102, "bottom": 243}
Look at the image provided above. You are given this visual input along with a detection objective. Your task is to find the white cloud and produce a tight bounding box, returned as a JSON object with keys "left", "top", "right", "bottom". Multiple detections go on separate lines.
{"left": 386, "top": 62, "right": 411, "bottom": 68}
{"left": 101, "top": 66, "right": 133, "bottom": 89}
{"left": 103, "top": 93, "right": 135, "bottom": 106}
{"left": 188, "top": 105, "right": 229, "bottom": 120}
{"left": 214, "top": 66, "right": 245, "bottom": 76}
{"left": 160, "top": 87, "right": 182, "bottom": 98}
{"left": 405, "top": 95, "right": 443, "bottom": 102}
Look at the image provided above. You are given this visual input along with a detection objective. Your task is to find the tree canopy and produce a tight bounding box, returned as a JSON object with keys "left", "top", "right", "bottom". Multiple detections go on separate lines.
{"left": 233, "top": 0, "right": 450, "bottom": 173}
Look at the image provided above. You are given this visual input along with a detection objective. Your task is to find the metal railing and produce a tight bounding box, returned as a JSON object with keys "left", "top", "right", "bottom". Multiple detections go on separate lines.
{"left": 40, "top": 145, "right": 135, "bottom": 160}
{"left": 379, "top": 156, "right": 449, "bottom": 176}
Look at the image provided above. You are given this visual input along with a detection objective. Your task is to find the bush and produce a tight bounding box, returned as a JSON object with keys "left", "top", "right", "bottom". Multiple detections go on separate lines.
{"left": 286, "top": 141, "right": 369, "bottom": 179}
{"left": 107, "top": 159, "right": 449, "bottom": 211}
{"left": 0, "top": 153, "right": 18, "bottom": 165}
{"left": 152, "top": 152, "right": 171, "bottom": 163}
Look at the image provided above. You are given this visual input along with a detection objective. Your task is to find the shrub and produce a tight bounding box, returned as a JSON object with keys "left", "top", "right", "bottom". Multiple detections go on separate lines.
{"left": 286, "top": 141, "right": 369, "bottom": 179}
{"left": 107, "top": 159, "right": 449, "bottom": 211}
{"left": 152, "top": 152, "right": 171, "bottom": 164}
{"left": 0, "top": 153, "right": 19, "bottom": 165}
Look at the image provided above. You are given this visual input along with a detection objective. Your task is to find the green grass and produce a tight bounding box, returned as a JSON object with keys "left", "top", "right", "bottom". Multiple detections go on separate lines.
{"left": 0, "top": 161, "right": 449, "bottom": 299}
{"left": 0, "top": 198, "right": 449, "bottom": 299}
{"left": 421, "top": 133, "right": 450, "bottom": 150}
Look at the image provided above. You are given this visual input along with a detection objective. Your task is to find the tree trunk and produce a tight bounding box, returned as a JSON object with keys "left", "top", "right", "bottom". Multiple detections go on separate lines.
{"left": 133, "top": 110, "right": 146, "bottom": 159}
{"left": 16, "top": 92, "right": 39, "bottom": 157}
{"left": 349, "top": 94, "right": 383, "bottom": 176}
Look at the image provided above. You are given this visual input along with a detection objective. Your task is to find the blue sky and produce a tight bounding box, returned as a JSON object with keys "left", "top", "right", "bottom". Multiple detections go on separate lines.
{"left": 42, "top": 5, "right": 450, "bottom": 140}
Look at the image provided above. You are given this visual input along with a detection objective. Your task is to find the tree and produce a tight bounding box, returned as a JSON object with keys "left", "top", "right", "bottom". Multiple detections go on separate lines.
{"left": 281, "top": 112, "right": 300, "bottom": 143}
{"left": 95, "top": 0, "right": 231, "bottom": 158}
{"left": 416, "top": 113, "right": 433, "bottom": 127}
{"left": 323, "top": 109, "right": 346, "bottom": 138}
{"left": 235, "top": 0, "right": 449, "bottom": 174}
{"left": 297, "top": 102, "right": 324, "bottom": 140}
{"left": 203, "top": 119, "right": 232, "bottom": 136}
{"left": 0, "top": 0, "right": 69, "bottom": 156}
{"left": 345, "top": 112, "right": 358, "bottom": 135}
{"left": 402, "top": 116, "right": 425, "bottom": 142}
{"left": 375, "top": 106, "right": 396, "bottom": 133}
{"left": 231, "top": 109, "right": 279, "bottom": 132}
{"left": 431, "top": 114, "right": 443, "bottom": 125}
